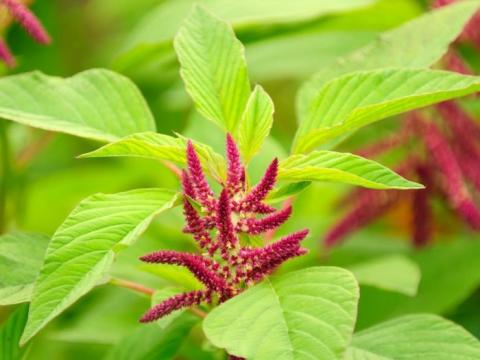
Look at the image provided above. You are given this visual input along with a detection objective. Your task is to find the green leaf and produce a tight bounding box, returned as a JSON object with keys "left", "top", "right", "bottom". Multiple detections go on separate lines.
{"left": 0, "top": 305, "right": 29, "bottom": 360}
{"left": 20, "top": 188, "right": 180, "bottom": 345}
{"left": 0, "top": 69, "right": 156, "bottom": 142}
{"left": 237, "top": 85, "right": 274, "bottom": 163}
{"left": 266, "top": 181, "right": 311, "bottom": 204}
{"left": 80, "top": 132, "right": 226, "bottom": 181}
{"left": 140, "top": 264, "right": 203, "bottom": 292}
{"left": 347, "top": 314, "right": 480, "bottom": 359}
{"left": 0, "top": 233, "right": 49, "bottom": 305}
{"left": 203, "top": 267, "right": 359, "bottom": 360}
{"left": 297, "top": 1, "right": 480, "bottom": 120}
{"left": 174, "top": 5, "right": 251, "bottom": 133}
{"left": 279, "top": 150, "right": 422, "bottom": 190}
{"left": 105, "top": 313, "right": 198, "bottom": 360}
{"left": 349, "top": 255, "right": 420, "bottom": 296}
{"left": 293, "top": 69, "right": 480, "bottom": 153}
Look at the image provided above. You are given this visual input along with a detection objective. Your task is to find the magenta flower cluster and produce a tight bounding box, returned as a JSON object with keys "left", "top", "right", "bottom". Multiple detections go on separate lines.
{"left": 0, "top": 0, "right": 50, "bottom": 67}
{"left": 139, "top": 134, "right": 308, "bottom": 322}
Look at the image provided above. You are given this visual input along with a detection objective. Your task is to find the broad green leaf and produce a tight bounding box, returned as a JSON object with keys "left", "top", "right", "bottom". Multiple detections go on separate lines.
{"left": 349, "top": 255, "right": 420, "bottom": 296}
{"left": 203, "top": 267, "right": 359, "bottom": 360}
{"left": 266, "top": 181, "right": 311, "bottom": 204}
{"left": 0, "top": 233, "right": 49, "bottom": 305}
{"left": 347, "top": 314, "right": 480, "bottom": 359}
{"left": 297, "top": 1, "right": 480, "bottom": 120}
{"left": 0, "top": 305, "right": 29, "bottom": 360}
{"left": 80, "top": 132, "right": 226, "bottom": 181}
{"left": 237, "top": 85, "right": 274, "bottom": 163}
{"left": 105, "top": 313, "right": 198, "bottom": 360}
{"left": 0, "top": 69, "right": 155, "bottom": 142}
{"left": 20, "top": 188, "right": 180, "bottom": 345}
{"left": 174, "top": 5, "right": 251, "bottom": 133}
{"left": 293, "top": 69, "right": 480, "bottom": 153}
{"left": 279, "top": 150, "right": 422, "bottom": 190}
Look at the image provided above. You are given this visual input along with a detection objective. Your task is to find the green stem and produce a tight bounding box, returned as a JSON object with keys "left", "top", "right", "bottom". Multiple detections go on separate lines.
{"left": 0, "top": 120, "right": 10, "bottom": 234}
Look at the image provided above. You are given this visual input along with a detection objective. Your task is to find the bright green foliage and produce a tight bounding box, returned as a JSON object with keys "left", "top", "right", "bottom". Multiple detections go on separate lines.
{"left": 279, "top": 151, "right": 422, "bottom": 190}
{"left": 293, "top": 69, "right": 480, "bottom": 153}
{"left": 0, "top": 69, "right": 156, "bottom": 142}
{"left": 80, "top": 132, "right": 226, "bottom": 181}
{"left": 297, "top": 1, "right": 480, "bottom": 120}
{"left": 0, "top": 305, "right": 29, "bottom": 360}
{"left": 203, "top": 267, "right": 359, "bottom": 360}
{"left": 20, "top": 189, "right": 180, "bottom": 345}
{"left": 347, "top": 314, "right": 480, "bottom": 359}
{"left": 238, "top": 85, "right": 274, "bottom": 162}
{"left": 174, "top": 5, "right": 251, "bottom": 133}
{"left": 349, "top": 255, "right": 420, "bottom": 296}
{"left": 0, "top": 233, "right": 49, "bottom": 305}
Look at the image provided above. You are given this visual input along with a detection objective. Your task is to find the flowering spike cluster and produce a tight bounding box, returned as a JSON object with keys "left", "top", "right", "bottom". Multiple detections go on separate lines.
{"left": 140, "top": 135, "right": 308, "bottom": 323}
{"left": 0, "top": 0, "right": 51, "bottom": 67}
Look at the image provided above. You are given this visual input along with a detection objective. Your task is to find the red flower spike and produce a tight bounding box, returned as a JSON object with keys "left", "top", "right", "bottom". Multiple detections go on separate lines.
{"left": 181, "top": 170, "right": 196, "bottom": 198}
{"left": 217, "top": 189, "right": 238, "bottom": 256}
{"left": 0, "top": 38, "right": 15, "bottom": 68}
{"left": 226, "top": 133, "right": 243, "bottom": 194}
{"left": 3, "top": 0, "right": 51, "bottom": 44}
{"left": 237, "top": 205, "right": 292, "bottom": 235}
{"left": 411, "top": 165, "right": 434, "bottom": 247}
{"left": 186, "top": 140, "right": 215, "bottom": 209}
{"left": 140, "top": 290, "right": 206, "bottom": 322}
{"left": 241, "top": 158, "right": 278, "bottom": 212}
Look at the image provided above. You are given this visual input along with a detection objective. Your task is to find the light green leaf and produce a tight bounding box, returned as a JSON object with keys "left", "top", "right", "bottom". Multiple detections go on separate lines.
{"left": 0, "top": 233, "right": 49, "bottom": 305}
{"left": 349, "top": 255, "right": 420, "bottom": 296}
{"left": 279, "top": 150, "right": 422, "bottom": 190}
{"left": 174, "top": 5, "right": 251, "bottom": 133}
{"left": 20, "top": 188, "right": 180, "bottom": 345}
{"left": 297, "top": 1, "right": 480, "bottom": 120}
{"left": 293, "top": 69, "right": 480, "bottom": 154}
{"left": 80, "top": 132, "right": 226, "bottom": 181}
{"left": 0, "top": 305, "right": 29, "bottom": 360}
{"left": 347, "top": 314, "right": 480, "bottom": 359}
{"left": 266, "top": 181, "right": 311, "bottom": 204}
{"left": 0, "top": 69, "right": 156, "bottom": 142}
{"left": 238, "top": 85, "right": 274, "bottom": 163}
{"left": 140, "top": 264, "right": 203, "bottom": 292}
{"left": 104, "top": 313, "right": 198, "bottom": 360}
{"left": 203, "top": 267, "right": 359, "bottom": 360}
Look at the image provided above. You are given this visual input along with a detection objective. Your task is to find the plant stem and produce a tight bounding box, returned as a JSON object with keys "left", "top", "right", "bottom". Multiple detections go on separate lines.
{"left": 0, "top": 120, "right": 10, "bottom": 234}
{"left": 16, "top": 131, "right": 55, "bottom": 169}
{"left": 109, "top": 277, "right": 207, "bottom": 319}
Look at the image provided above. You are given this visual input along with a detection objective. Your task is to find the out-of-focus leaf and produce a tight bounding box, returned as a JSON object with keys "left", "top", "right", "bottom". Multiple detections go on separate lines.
{"left": 0, "top": 233, "right": 49, "bottom": 305}
{"left": 297, "top": 1, "right": 480, "bottom": 119}
{"left": 293, "top": 69, "right": 480, "bottom": 153}
{"left": 21, "top": 189, "right": 180, "bottom": 345}
{"left": 0, "top": 305, "right": 29, "bottom": 360}
{"left": 279, "top": 150, "right": 423, "bottom": 189}
{"left": 349, "top": 255, "right": 420, "bottom": 296}
{"left": 0, "top": 69, "right": 155, "bottom": 142}
{"left": 80, "top": 132, "right": 226, "bottom": 181}
{"left": 237, "top": 85, "right": 274, "bottom": 162}
{"left": 174, "top": 6, "right": 251, "bottom": 133}
{"left": 203, "top": 267, "right": 359, "bottom": 360}
{"left": 346, "top": 314, "right": 480, "bottom": 359}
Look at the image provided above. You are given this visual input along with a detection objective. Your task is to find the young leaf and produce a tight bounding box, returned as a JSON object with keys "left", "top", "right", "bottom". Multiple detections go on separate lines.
{"left": 0, "top": 232, "right": 49, "bottom": 305}
{"left": 297, "top": 1, "right": 480, "bottom": 120}
{"left": 174, "top": 5, "right": 251, "bottom": 133}
{"left": 80, "top": 132, "right": 226, "bottom": 181}
{"left": 347, "top": 314, "right": 480, "bottom": 359}
{"left": 20, "top": 188, "right": 180, "bottom": 345}
{"left": 0, "top": 69, "right": 155, "bottom": 142}
{"left": 203, "top": 267, "right": 359, "bottom": 360}
{"left": 293, "top": 69, "right": 480, "bottom": 153}
{"left": 0, "top": 305, "right": 29, "bottom": 360}
{"left": 238, "top": 85, "right": 274, "bottom": 162}
{"left": 348, "top": 255, "right": 421, "bottom": 296}
{"left": 279, "top": 151, "right": 422, "bottom": 190}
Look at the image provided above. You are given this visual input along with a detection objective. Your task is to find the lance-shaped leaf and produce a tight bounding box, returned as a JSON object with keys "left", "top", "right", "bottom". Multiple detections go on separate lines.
{"left": 279, "top": 151, "right": 422, "bottom": 190}
{"left": 0, "top": 305, "right": 29, "bottom": 360}
{"left": 0, "top": 69, "right": 155, "bottom": 142}
{"left": 346, "top": 314, "right": 480, "bottom": 359}
{"left": 348, "top": 255, "right": 421, "bottom": 296}
{"left": 0, "top": 233, "right": 49, "bottom": 305}
{"left": 293, "top": 69, "right": 480, "bottom": 154}
{"left": 203, "top": 267, "right": 359, "bottom": 360}
{"left": 174, "top": 5, "right": 251, "bottom": 133}
{"left": 297, "top": 1, "right": 480, "bottom": 120}
{"left": 80, "top": 132, "right": 226, "bottom": 181}
{"left": 238, "top": 85, "right": 274, "bottom": 163}
{"left": 20, "top": 188, "right": 180, "bottom": 345}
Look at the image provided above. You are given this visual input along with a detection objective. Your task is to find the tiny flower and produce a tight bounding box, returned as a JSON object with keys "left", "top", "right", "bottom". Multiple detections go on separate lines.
{"left": 226, "top": 133, "right": 244, "bottom": 195}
